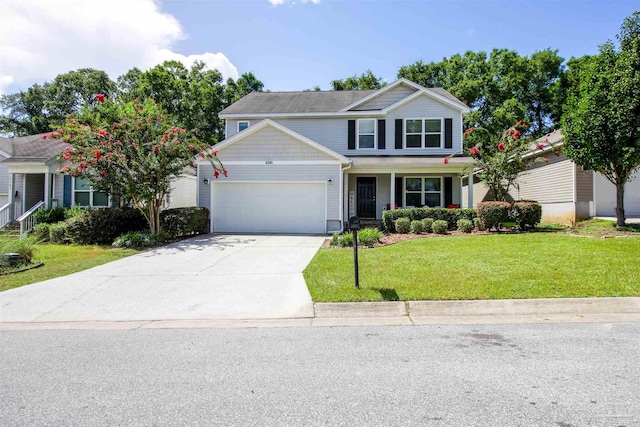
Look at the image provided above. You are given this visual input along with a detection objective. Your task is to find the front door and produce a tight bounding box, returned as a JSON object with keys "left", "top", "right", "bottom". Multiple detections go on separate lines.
{"left": 357, "top": 177, "right": 376, "bottom": 218}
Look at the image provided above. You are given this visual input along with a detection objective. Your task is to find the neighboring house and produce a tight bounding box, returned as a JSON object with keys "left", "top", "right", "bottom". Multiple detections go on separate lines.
{"left": 196, "top": 78, "right": 473, "bottom": 234}
{"left": 0, "top": 134, "right": 197, "bottom": 229}
{"left": 461, "top": 130, "right": 640, "bottom": 224}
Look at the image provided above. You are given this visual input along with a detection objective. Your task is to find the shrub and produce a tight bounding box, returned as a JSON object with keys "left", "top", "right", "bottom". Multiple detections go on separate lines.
{"left": 113, "top": 231, "right": 158, "bottom": 248}
{"left": 66, "top": 208, "right": 147, "bottom": 245}
{"left": 395, "top": 217, "right": 411, "bottom": 234}
{"left": 422, "top": 218, "right": 434, "bottom": 233}
{"left": 432, "top": 220, "right": 448, "bottom": 234}
{"left": 160, "top": 207, "right": 209, "bottom": 240}
{"left": 358, "top": 228, "right": 382, "bottom": 246}
{"left": 33, "top": 207, "right": 66, "bottom": 224}
{"left": 511, "top": 201, "right": 542, "bottom": 230}
{"left": 382, "top": 209, "right": 412, "bottom": 232}
{"left": 477, "top": 201, "right": 511, "bottom": 230}
{"left": 0, "top": 237, "right": 36, "bottom": 264}
{"left": 330, "top": 232, "right": 354, "bottom": 247}
{"left": 64, "top": 205, "right": 89, "bottom": 219}
{"left": 410, "top": 220, "right": 424, "bottom": 234}
{"left": 457, "top": 218, "right": 473, "bottom": 233}
{"left": 30, "top": 223, "right": 51, "bottom": 242}
{"left": 49, "top": 222, "right": 69, "bottom": 244}
{"left": 474, "top": 217, "right": 486, "bottom": 231}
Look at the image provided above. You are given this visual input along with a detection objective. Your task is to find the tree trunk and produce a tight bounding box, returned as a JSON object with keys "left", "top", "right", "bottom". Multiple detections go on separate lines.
{"left": 615, "top": 181, "right": 626, "bottom": 228}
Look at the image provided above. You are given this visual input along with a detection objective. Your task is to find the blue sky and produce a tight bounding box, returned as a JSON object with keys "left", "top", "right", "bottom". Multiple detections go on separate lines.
{"left": 1, "top": 0, "right": 639, "bottom": 95}
{"left": 163, "top": 0, "right": 640, "bottom": 90}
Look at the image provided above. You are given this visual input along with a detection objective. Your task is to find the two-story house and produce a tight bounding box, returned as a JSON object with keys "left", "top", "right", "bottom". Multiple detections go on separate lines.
{"left": 196, "top": 78, "right": 473, "bottom": 234}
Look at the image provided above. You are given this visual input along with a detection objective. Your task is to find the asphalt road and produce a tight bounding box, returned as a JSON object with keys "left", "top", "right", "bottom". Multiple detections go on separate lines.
{"left": 2, "top": 323, "right": 639, "bottom": 426}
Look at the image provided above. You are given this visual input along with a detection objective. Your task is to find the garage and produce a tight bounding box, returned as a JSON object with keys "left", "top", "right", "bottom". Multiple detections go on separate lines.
{"left": 595, "top": 173, "right": 640, "bottom": 216}
{"left": 211, "top": 182, "right": 327, "bottom": 234}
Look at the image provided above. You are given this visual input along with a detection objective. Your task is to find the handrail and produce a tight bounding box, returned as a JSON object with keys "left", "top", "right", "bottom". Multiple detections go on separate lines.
{"left": 18, "top": 200, "right": 45, "bottom": 237}
{"left": 0, "top": 203, "right": 12, "bottom": 230}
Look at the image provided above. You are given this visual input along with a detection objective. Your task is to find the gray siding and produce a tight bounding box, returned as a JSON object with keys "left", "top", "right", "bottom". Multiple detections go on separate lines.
{"left": 351, "top": 85, "right": 417, "bottom": 111}
{"left": 575, "top": 166, "right": 593, "bottom": 203}
{"left": 168, "top": 175, "right": 196, "bottom": 208}
{"left": 52, "top": 173, "right": 65, "bottom": 207}
{"left": 199, "top": 163, "right": 342, "bottom": 223}
{"left": 509, "top": 155, "right": 574, "bottom": 203}
{"left": 24, "top": 174, "right": 44, "bottom": 211}
{"left": 219, "top": 127, "right": 333, "bottom": 161}
{"left": 225, "top": 95, "right": 463, "bottom": 158}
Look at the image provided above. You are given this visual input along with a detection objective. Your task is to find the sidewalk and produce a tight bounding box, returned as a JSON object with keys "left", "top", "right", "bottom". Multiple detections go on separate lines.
{"left": 1, "top": 297, "right": 638, "bottom": 330}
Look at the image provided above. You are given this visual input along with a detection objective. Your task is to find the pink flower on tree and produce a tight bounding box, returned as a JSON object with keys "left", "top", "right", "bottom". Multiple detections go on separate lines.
{"left": 498, "top": 142, "right": 505, "bottom": 151}
{"left": 513, "top": 130, "right": 521, "bottom": 139}
{"left": 443, "top": 157, "right": 449, "bottom": 164}
{"left": 95, "top": 94, "right": 105, "bottom": 103}
{"left": 470, "top": 147, "right": 479, "bottom": 155}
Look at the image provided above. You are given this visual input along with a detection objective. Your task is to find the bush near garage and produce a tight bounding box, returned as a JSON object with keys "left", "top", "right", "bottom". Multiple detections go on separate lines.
{"left": 65, "top": 207, "right": 148, "bottom": 245}
{"left": 159, "top": 207, "right": 209, "bottom": 240}
{"left": 510, "top": 201, "right": 542, "bottom": 230}
{"left": 477, "top": 201, "right": 511, "bottom": 230}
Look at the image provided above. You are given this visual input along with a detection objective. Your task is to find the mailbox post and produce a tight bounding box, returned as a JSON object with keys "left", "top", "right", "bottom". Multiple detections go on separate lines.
{"left": 348, "top": 216, "right": 360, "bottom": 289}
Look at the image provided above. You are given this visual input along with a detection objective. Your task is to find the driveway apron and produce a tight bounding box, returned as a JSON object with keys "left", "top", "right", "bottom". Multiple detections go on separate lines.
{"left": 0, "top": 235, "right": 325, "bottom": 322}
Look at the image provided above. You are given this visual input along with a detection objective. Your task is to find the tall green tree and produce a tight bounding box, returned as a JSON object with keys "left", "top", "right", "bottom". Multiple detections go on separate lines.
{"left": 0, "top": 68, "right": 116, "bottom": 136}
{"left": 562, "top": 12, "right": 640, "bottom": 227}
{"left": 330, "top": 70, "right": 386, "bottom": 91}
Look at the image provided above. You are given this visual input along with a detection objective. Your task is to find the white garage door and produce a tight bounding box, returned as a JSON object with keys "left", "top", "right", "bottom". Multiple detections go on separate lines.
{"left": 211, "top": 182, "right": 326, "bottom": 234}
{"left": 595, "top": 173, "right": 640, "bottom": 216}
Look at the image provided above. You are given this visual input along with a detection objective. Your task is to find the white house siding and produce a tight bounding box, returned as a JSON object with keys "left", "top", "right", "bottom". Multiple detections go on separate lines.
{"left": 52, "top": 173, "right": 65, "bottom": 207}
{"left": 0, "top": 154, "right": 9, "bottom": 199}
{"left": 385, "top": 94, "right": 464, "bottom": 156}
{"left": 199, "top": 163, "right": 342, "bottom": 232}
{"left": 594, "top": 170, "right": 640, "bottom": 217}
{"left": 167, "top": 175, "right": 196, "bottom": 208}
{"left": 24, "top": 174, "right": 44, "bottom": 212}
{"left": 351, "top": 85, "right": 417, "bottom": 111}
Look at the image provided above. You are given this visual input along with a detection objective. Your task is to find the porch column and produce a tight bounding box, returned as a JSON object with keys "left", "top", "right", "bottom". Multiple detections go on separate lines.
{"left": 343, "top": 172, "right": 349, "bottom": 222}
{"left": 467, "top": 170, "right": 474, "bottom": 208}
{"left": 44, "top": 173, "right": 52, "bottom": 209}
{"left": 390, "top": 172, "right": 396, "bottom": 210}
{"left": 8, "top": 173, "right": 15, "bottom": 221}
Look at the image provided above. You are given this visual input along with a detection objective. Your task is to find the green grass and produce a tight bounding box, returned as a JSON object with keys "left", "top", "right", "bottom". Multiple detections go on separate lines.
{"left": 0, "top": 242, "right": 139, "bottom": 292}
{"left": 303, "top": 233, "right": 640, "bottom": 302}
{"left": 569, "top": 218, "right": 640, "bottom": 236}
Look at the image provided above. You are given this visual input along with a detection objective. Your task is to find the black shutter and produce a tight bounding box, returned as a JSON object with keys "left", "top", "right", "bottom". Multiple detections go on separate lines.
{"left": 444, "top": 177, "right": 453, "bottom": 207}
{"left": 395, "top": 119, "right": 403, "bottom": 149}
{"left": 63, "top": 175, "right": 72, "bottom": 207}
{"left": 444, "top": 118, "right": 453, "bottom": 149}
{"left": 395, "top": 177, "right": 403, "bottom": 207}
{"left": 377, "top": 119, "right": 386, "bottom": 149}
{"left": 348, "top": 120, "right": 356, "bottom": 150}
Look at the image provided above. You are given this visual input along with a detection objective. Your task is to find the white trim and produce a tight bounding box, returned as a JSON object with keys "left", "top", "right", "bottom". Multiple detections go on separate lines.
{"left": 403, "top": 118, "right": 444, "bottom": 149}
{"left": 208, "top": 118, "right": 350, "bottom": 164}
{"left": 403, "top": 176, "right": 444, "bottom": 208}
{"left": 237, "top": 120, "right": 250, "bottom": 132}
{"left": 220, "top": 111, "right": 386, "bottom": 119}
{"left": 72, "top": 176, "right": 109, "bottom": 208}
{"left": 0, "top": 148, "right": 12, "bottom": 158}
{"left": 339, "top": 78, "right": 424, "bottom": 112}
{"left": 209, "top": 160, "right": 341, "bottom": 166}
{"left": 356, "top": 118, "right": 377, "bottom": 150}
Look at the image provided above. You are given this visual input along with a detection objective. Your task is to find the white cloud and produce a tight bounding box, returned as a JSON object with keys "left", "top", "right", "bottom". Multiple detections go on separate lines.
{"left": 0, "top": 0, "right": 238, "bottom": 95}
{"left": 269, "top": 0, "right": 320, "bottom": 5}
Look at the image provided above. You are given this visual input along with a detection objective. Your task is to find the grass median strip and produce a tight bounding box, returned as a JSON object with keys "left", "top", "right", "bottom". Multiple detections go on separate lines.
{"left": 303, "top": 233, "right": 640, "bottom": 302}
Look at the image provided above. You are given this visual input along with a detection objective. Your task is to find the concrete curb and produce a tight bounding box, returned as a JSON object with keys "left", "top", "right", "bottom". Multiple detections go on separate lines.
{"left": 1, "top": 298, "right": 638, "bottom": 331}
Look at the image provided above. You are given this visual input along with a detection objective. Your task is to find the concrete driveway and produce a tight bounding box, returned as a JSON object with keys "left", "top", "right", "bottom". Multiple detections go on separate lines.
{"left": 0, "top": 235, "right": 325, "bottom": 322}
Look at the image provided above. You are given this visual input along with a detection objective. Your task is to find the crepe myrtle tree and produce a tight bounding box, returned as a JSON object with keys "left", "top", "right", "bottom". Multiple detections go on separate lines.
{"left": 445, "top": 121, "right": 547, "bottom": 202}
{"left": 48, "top": 96, "right": 226, "bottom": 234}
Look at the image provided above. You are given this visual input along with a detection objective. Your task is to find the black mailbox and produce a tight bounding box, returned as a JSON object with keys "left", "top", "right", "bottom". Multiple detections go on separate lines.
{"left": 348, "top": 216, "right": 360, "bottom": 231}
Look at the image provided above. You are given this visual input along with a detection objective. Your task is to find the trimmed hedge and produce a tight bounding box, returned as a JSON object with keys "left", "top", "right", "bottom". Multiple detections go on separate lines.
{"left": 395, "top": 217, "right": 411, "bottom": 234}
{"left": 160, "top": 207, "right": 209, "bottom": 239}
{"left": 422, "top": 218, "right": 434, "bottom": 233}
{"left": 477, "top": 201, "right": 511, "bottom": 230}
{"left": 511, "top": 201, "right": 542, "bottom": 230}
{"left": 457, "top": 218, "right": 473, "bottom": 233}
{"left": 66, "top": 208, "right": 148, "bottom": 245}
{"left": 382, "top": 208, "right": 477, "bottom": 232}
{"left": 432, "top": 220, "right": 448, "bottom": 234}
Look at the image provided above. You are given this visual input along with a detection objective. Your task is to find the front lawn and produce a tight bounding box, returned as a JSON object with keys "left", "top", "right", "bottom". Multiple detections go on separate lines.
{"left": 304, "top": 233, "right": 640, "bottom": 302}
{"left": 0, "top": 243, "right": 139, "bottom": 292}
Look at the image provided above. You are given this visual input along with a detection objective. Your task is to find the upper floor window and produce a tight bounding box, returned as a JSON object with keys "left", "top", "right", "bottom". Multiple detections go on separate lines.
{"left": 405, "top": 118, "right": 443, "bottom": 148}
{"left": 73, "top": 177, "right": 108, "bottom": 207}
{"left": 237, "top": 121, "right": 250, "bottom": 132}
{"left": 357, "top": 118, "right": 376, "bottom": 149}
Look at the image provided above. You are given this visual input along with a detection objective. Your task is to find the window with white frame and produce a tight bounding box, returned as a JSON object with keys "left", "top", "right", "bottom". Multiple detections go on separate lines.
{"left": 404, "top": 177, "right": 442, "bottom": 207}
{"left": 237, "top": 121, "right": 249, "bottom": 132}
{"left": 357, "top": 118, "right": 376, "bottom": 149}
{"left": 73, "top": 177, "right": 108, "bottom": 207}
{"left": 405, "top": 118, "right": 443, "bottom": 148}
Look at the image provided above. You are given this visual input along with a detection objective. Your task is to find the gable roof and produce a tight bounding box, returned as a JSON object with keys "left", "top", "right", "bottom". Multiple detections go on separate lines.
{"left": 198, "top": 118, "right": 350, "bottom": 164}
{"left": 1, "top": 134, "right": 70, "bottom": 164}
{"left": 220, "top": 90, "right": 376, "bottom": 115}
{"left": 219, "top": 78, "right": 470, "bottom": 118}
